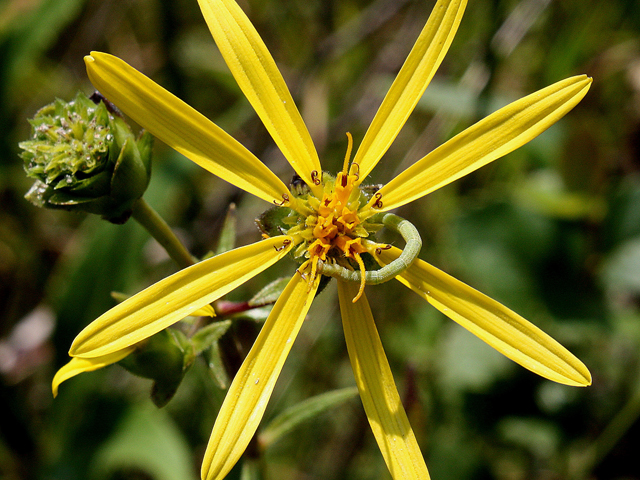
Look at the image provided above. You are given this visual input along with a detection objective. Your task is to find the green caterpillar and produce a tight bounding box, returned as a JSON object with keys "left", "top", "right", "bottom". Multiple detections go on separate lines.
{"left": 318, "top": 213, "right": 421, "bottom": 284}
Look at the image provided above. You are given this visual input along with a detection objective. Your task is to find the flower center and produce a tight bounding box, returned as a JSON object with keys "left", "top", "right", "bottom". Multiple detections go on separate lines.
{"left": 300, "top": 164, "right": 369, "bottom": 297}
{"left": 291, "top": 145, "right": 377, "bottom": 299}
{"left": 257, "top": 134, "right": 376, "bottom": 301}
{"left": 256, "top": 133, "right": 421, "bottom": 303}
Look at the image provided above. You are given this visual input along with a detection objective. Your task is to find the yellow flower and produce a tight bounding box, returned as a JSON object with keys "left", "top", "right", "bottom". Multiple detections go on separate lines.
{"left": 61, "top": 0, "right": 592, "bottom": 478}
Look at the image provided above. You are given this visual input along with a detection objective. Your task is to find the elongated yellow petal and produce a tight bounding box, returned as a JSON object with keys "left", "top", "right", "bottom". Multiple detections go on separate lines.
{"left": 375, "top": 75, "right": 592, "bottom": 211}
{"left": 70, "top": 237, "right": 293, "bottom": 358}
{"left": 85, "top": 53, "right": 290, "bottom": 204}
{"left": 354, "top": 0, "right": 466, "bottom": 182}
{"left": 338, "top": 281, "right": 430, "bottom": 479}
{"left": 52, "top": 347, "right": 134, "bottom": 397}
{"left": 112, "top": 295, "right": 216, "bottom": 317}
{"left": 201, "top": 271, "right": 319, "bottom": 480}
{"left": 376, "top": 247, "right": 591, "bottom": 386}
{"left": 190, "top": 305, "right": 216, "bottom": 317}
{"left": 197, "top": 0, "right": 323, "bottom": 197}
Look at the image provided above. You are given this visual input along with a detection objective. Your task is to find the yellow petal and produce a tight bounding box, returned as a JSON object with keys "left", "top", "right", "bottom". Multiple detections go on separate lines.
{"left": 201, "top": 271, "right": 319, "bottom": 480}
{"left": 375, "top": 75, "right": 592, "bottom": 211}
{"left": 190, "top": 305, "right": 216, "bottom": 317}
{"left": 354, "top": 0, "right": 466, "bottom": 182}
{"left": 70, "top": 237, "right": 293, "bottom": 358}
{"left": 376, "top": 246, "right": 591, "bottom": 386}
{"left": 85, "top": 53, "right": 290, "bottom": 205}
{"left": 338, "top": 281, "right": 430, "bottom": 479}
{"left": 197, "top": 0, "right": 323, "bottom": 197}
{"left": 52, "top": 347, "right": 134, "bottom": 397}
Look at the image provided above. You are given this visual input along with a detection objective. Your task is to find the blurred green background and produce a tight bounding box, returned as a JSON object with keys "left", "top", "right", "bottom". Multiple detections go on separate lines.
{"left": 2, "top": 0, "right": 640, "bottom": 478}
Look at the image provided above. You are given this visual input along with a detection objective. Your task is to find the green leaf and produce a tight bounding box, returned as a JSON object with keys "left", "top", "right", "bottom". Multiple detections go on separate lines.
{"left": 215, "top": 203, "right": 237, "bottom": 254}
{"left": 248, "top": 277, "right": 291, "bottom": 307}
{"left": 259, "top": 387, "right": 359, "bottom": 449}
{"left": 232, "top": 306, "right": 272, "bottom": 323}
{"left": 191, "top": 320, "right": 232, "bottom": 355}
{"left": 204, "top": 341, "right": 230, "bottom": 390}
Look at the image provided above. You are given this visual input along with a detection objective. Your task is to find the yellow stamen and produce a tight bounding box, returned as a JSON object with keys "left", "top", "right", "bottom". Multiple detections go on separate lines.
{"left": 308, "top": 238, "right": 331, "bottom": 261}
{"left": 287, "top": 195, "right": 313, "bottom": 216}
{"left": 348, "top": 162, "right": 360, "bottom": 178}
{"left": 298, "top": 258, "right": 312, "bottom": 280}
{"left": 342, "top": 132, "right": 353, "bottom": 176}
{"left": 309, "top": 259, "right": 319, "bottom": 290}
{"left": 352, "top": 253, "right": 366, "bottom": 303}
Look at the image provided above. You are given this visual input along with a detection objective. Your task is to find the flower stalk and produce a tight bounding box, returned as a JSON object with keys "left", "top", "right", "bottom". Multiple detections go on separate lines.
{"left": 131, "top": 197, "right": 196, "bottom": 269}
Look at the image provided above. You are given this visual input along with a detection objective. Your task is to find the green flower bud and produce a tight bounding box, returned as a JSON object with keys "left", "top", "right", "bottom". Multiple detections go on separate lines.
{"left": 19, "top": 91, "right": 152, "bottom": 223}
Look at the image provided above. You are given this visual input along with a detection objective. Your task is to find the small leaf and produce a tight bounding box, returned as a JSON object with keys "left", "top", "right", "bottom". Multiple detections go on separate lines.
{"left": 215, "top": 203, "right": 237, "bottom": 254}
{"left": 191, "top": 320, "right": 232, "bottom": 356}
{"left": 248, "top": 277, "right": 291, "bottom": 307}
{"left": 259, "top": 387, "right": 359, "bottom": 449}
{"left": 233, "top": 306, "right": 272, "bottom": 323}
{"left": 204, "top": 342, "right": 230, "bottom": 390}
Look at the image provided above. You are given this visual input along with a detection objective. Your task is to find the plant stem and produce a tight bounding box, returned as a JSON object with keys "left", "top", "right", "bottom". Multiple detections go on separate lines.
{"left": 131, "top": 197, "right": 195, "bottom": 269}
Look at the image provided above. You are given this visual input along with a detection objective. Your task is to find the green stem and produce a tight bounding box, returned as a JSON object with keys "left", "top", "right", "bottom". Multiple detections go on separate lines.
{"left": 131, "top": 197, "right": 195, "bottom": 269}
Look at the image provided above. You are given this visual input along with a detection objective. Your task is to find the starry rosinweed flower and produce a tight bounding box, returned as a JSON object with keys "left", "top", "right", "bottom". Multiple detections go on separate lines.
{"left": 54, "top": 0, "right": 593, "bottom": 479}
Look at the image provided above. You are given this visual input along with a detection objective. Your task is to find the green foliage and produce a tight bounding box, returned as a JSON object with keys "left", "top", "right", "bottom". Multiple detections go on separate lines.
{"left": 191, "top": 320, "right": 233, "bottom": 388}
{"left": 260, "top": 387, "right": 359, "bottom": 449}
{"left": 215, "top": 204, "right": 238, "bottom": 254}
{"left": 191, "top": 320, "right": 233, "bottom": 356}
{"left": 248, "top": 277, "right": 291, "bottom": 307}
